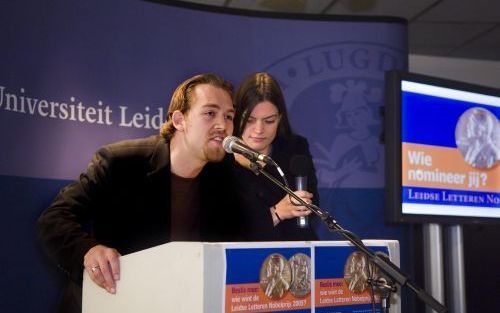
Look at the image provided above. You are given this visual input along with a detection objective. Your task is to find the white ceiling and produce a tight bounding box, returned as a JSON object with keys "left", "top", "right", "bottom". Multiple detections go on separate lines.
{"left": 170, "top": 0, "right": 500, "bottom": 61}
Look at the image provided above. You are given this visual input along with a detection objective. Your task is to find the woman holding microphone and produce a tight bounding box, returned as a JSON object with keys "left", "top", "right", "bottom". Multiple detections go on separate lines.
{"left": 230, "top": 72, "right": 319, "bottom": 241}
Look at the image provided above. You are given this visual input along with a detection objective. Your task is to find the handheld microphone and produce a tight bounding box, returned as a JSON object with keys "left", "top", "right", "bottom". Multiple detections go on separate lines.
{"left": 222, "top": 136, "right": 273, "bottom": 164}
{"left": 290, "top": 155, "right": 311, "bottom": 228}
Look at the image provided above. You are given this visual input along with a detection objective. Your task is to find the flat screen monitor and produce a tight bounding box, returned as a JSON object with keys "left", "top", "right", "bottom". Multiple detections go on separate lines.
{"left": 385, "top": 70, "right": 500, "bottom": 224}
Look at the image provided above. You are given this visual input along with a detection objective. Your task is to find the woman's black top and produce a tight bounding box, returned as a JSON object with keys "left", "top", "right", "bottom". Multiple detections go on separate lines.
{"left": 231, "top": 134, "right": 319, "bottom": 241}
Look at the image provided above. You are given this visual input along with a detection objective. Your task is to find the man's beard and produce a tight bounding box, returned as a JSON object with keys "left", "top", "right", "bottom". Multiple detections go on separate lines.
{"left": 204, "top": 145, "right": 225, "bottom": 162}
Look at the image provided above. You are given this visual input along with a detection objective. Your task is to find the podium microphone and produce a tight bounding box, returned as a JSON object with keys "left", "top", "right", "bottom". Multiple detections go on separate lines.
{"left": 290, "top": 155, "right": 311, "bottom": 228}
{"left": 222, "top": 136, "right": 273, "bottom": 164}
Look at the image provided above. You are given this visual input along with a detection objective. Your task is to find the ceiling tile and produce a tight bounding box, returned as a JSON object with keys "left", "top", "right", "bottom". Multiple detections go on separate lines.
{"left": 417, "top": 0, "right": 500, "bottom": 22}
{"left": 179, "top": 0, "right": 227, "bottom": 6}
{"left": 323, "top": 0, "right": 438, "bottom": 20}
{"left": 462, "top": 24, "right": 500, "bottom": 47}
{"left": 409, "top": 22, "right": 494, "bottom": 46}
{"left": 450, "top": 25, "right": 500, "bottom": 60}
{"left": 228, "top": 0, "right": 332, "bottom": 14}
{"left": 409, "top": 44, "right": 456, "bottom": 57}
{"left": 450, "top": 47, "right": 500, "bottom": 61}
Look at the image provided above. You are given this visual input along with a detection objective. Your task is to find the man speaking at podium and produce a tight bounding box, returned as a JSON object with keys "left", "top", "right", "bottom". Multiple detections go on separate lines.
{"left": 36, "top": 73, "right": 244, "bottom": 313}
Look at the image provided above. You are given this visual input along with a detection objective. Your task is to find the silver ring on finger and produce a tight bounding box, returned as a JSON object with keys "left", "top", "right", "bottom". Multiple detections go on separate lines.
{"left": 91, "top": 265, "right": 100, "bottom": 273}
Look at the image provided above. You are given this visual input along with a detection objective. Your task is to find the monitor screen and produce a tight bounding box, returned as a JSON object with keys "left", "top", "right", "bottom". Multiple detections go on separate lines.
{"left": 385, "top": 70, "right": 500, "bottom": 224}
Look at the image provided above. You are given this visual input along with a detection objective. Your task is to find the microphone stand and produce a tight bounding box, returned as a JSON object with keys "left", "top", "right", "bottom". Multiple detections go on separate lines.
{"left": 367, "top": 272, "right": 397, "bottom": 313}
{"left": 249, "top": 161, "right": 447, "bottom": 313}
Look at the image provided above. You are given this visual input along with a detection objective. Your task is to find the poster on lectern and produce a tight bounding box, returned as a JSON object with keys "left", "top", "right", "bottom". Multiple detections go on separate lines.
{"left": 224, "top": 244, "right": 392, "bottom": 313}
{"left": 225, "top": 247, "right": 312, "bottom": 313}
{"left": 314, "top": 245, "right": 389, "bottom": 313}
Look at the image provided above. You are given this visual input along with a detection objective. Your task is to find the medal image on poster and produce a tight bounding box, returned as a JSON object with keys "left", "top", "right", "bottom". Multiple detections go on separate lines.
{"left": 259, "top": 253, "right": 292, "bottom": 300}
{"left": 289, "top": 253, "right": 312, "bottom": 298}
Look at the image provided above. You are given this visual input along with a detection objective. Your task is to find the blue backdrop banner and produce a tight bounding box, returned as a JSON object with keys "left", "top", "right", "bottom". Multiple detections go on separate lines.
{"left": 0, "top": 1, "right": 407, "bottom": 312}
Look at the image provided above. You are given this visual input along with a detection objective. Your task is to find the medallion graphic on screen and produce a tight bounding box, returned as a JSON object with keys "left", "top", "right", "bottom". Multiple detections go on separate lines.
{"left": 265, "top": 42, "right": 406, "bottom": 188}
{"left": 455, "top": 107, "right": 500, "bottom": 169}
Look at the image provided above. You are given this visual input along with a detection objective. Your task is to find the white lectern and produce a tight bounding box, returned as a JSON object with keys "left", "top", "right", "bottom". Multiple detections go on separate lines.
{"left": 83, "top": 240, "right": 400, "bottom": 313}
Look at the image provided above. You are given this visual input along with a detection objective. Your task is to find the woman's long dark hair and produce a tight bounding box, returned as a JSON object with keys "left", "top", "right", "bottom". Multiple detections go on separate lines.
{"left": 233, "top": 72, "right": 292, "bottom": 139}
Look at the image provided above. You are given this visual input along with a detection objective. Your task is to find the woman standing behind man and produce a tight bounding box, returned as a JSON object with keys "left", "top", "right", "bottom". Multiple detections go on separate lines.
{"left": 231, "top": 72, "right": 319, "bottom": 241}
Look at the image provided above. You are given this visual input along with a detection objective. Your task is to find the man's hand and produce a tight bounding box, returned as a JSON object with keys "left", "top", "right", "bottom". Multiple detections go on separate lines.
{"left": 84, "top": 244, "right": 121, "bottom": 294}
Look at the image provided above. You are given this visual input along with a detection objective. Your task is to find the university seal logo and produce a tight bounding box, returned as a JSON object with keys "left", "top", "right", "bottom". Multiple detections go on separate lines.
{"left": 265, "top": 42, "right": 406, "bottom": 188}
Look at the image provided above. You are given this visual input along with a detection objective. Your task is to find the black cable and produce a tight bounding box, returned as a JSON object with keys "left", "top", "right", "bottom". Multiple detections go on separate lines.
{"left": 369, "top": 281, "right": 376, "bottom": 313}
